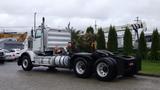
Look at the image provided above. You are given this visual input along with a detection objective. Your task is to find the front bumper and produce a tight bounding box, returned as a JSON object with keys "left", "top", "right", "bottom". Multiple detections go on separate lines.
{"left": 5, "top": 56, "right": 16, "bottom": 60}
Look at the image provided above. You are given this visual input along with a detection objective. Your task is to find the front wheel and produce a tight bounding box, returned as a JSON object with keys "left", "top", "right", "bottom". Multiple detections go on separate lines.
{"left": 21, "top": 55, "right": 33, "bottom": 71}
{"left": 95, "top": 59, "right": 117, "bottom": 81}
{"left": 73, "top": 57, "right": 92, "bottom": 78}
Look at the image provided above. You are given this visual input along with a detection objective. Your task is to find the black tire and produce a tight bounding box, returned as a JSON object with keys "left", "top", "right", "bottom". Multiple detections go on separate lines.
{"left": 95, "top": 58, "right": 117, "bottom": 81}
{"left": 2, "top": 60, "right": 4, "bottom": 64}
{"left": 73, "top": 57, "right": 92, "bottom": 78}
{"left": 21, "top": 55, "right": 33, "bottom": 71}
{"left": 0, "top": 60, "right": 4, "bottom": 64}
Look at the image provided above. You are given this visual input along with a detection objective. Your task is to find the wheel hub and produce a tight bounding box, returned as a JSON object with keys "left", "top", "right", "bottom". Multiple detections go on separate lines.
{"left": 103, "top": 67, "right": 108, "bottom": 72}
{"left": 96, "top": 62, "right": 109, "bottom": 77}
{"left": 22, "top": 59, "right": 28, "bottom": 68}
{"left": 76, "top": 61, "right": 86, "bottom": 74}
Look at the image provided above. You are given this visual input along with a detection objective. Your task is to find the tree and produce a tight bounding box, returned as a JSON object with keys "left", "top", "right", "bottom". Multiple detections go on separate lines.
{"left": 71, "top": 30, "right": 80, "bottom": 42}
{"left": 123, "top": 27, "right": 133, "bottom": 55}
{"left": 107, "top": 25, "right": 118, "bottom": 52}
{"left": 96, "top": 28, "right": 106, "bottom": 49}
{"left": 76, "top": 27, "right": 96, "bottom": 52}
{"left": 86, "top": 26, "right": 94, "bottom": 34}
{"left": 77, "top": 32, "right": 96, "bottom": 52}
{"left": 150, "top": 29, "right": 160, "bottom": 60}
{"left": 139, "top": 31, "right": 147, "bottom": 59}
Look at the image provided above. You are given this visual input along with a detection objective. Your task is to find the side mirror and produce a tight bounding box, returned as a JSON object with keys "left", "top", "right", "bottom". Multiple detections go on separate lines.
{"left": 31, "top": 29, "right": 34, "bottom": 37}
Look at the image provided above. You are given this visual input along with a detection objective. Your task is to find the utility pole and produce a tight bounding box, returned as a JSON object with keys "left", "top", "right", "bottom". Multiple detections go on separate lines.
{"left": 34, "top": 12, "right": 37, "bottom": 38}
{"left": 3, "top": 29, "right": 5, "bottom": 33}
{"left": 134, "top": 16, "right": 141, "bottom": 23}
{"left": 95, "top": 20, "right": 97, "bottom": 32}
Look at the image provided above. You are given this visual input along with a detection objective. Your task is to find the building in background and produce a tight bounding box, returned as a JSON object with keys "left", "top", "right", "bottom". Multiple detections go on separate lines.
{"left": 103, "top": 22, "right": 147, "bottom": 48}
{"left": 0, "top": 38, "right": 24, "bottom": 50}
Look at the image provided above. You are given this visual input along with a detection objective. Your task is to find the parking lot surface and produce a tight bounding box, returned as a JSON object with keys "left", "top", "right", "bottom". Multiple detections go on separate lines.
{"left": 0, "top": 62, "right": 160, "bottom": 90}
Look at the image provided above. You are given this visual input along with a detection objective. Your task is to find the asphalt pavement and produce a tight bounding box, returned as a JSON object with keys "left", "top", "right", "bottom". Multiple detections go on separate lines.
{"left": 0, "top": 61, "right": 160, "bottom": 90}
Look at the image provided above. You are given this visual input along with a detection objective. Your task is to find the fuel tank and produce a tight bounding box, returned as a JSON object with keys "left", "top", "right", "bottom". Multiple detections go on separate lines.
{"left": 34, "top": 55, "right": 70, "bottom": 68}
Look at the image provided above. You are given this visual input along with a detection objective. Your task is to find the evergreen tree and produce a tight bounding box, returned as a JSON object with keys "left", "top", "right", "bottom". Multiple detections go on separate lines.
{"left": 96, "top": 28, "right": 106, "bottom": 49}
{"left": 71, "top": 30, "right": 80, "bottom": 42}
{"left": 150, "top": 29, "right": 160, "bottom": 60}
{"left": 86, "top": 26, "right": 94, "bottom": 34}
{"left": 123, "top": 27, "right": 133, "bottom": 55}
{"left": 77, "top": 28, "right": 96, "bottom": 52}
{"left": 107, "top": 25, "right": 118, "bottom": 52}
{"left": 139, "top": 31, "right": 147, "bottom": 59}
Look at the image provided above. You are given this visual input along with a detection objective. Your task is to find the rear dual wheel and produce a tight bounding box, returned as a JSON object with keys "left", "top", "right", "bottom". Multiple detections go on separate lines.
{"left": 96, "top": 62, "right": 109, "bottom": 78}
{"left": 95, "top": 58, "right": 117, "bottom": 81}
{"left": 73, "top": 57, "right": 92, "bottom": 78}
{"left": 73, "top": 57, "right": 117, "bottom": 81}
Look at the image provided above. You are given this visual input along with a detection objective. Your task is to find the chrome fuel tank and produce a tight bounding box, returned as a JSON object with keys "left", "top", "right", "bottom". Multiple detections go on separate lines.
{"left": 34, "top": 55, "right": 70, "bottom": 68}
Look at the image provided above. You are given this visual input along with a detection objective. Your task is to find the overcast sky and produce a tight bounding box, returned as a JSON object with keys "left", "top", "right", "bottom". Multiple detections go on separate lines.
{"left": 0, "top": 0, "right": 160, "bottom": 32}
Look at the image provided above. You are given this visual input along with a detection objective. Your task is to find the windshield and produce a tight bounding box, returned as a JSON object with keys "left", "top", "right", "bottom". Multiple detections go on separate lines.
{"left": 35, "top": 29, "right": 42, "bottom": 38}
{"left": 10, "top": 50, "right": 15, "bottom": 52}
{"left": 4, "top": 50, "right": 10, "bottom": 53}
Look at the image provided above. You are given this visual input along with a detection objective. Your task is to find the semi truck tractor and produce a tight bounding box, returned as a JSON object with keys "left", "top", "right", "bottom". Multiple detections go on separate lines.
{"left": 17, "top": 18, "right": 141, "bottom": 81}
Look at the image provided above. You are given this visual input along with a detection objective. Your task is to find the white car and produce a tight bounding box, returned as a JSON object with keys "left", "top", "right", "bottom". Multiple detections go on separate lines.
{"left": 4, "top": 50, "right": 16, "bottom": 61}
{"left": 10, "top": 49, "right": 21, "bottom": 59}
{"left": 0, "top": 49, "right": 5, "bottom": 63}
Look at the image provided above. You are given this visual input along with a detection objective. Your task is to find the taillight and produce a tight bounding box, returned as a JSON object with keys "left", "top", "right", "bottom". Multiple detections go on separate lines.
{"left": 129, "top": 62, "right": 134, "bottom": 66}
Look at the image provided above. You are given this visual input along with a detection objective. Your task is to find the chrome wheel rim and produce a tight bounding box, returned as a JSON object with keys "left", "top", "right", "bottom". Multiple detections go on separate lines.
{"left": 22, "top": 59, "right": 28, "bottom": 68}
{"left": 76, "top": 60, "right": 86, "bottom": 74}
{"left": 96, "top": 62, "right": 109, "bottom": 77}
